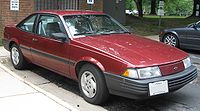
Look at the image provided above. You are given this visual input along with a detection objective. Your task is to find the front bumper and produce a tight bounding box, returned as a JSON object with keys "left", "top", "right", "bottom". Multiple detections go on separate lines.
{"left": 104, "top": 65, "right": 197, "bottom": 99}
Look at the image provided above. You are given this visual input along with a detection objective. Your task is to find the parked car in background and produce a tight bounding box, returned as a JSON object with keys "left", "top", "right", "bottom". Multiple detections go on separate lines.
{"left": 125, "top": 10, "right": 133, "bottom": 15}
{"left": 125, "top": 10, "right": 138, "bottom": 15}
{"left": 159, "top": 21, "right": 200, "bottom": 50}
{"left": 3, "top": 10, "right": 197, "bottom": 104}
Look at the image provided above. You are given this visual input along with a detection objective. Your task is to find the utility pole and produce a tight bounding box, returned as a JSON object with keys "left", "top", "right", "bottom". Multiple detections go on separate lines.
{"left": 157, "top": 0, "right": 164, "bottom": 32}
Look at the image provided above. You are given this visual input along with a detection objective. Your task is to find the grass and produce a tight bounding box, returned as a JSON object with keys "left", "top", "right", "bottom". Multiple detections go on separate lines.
{"left": 0, "top": 38, "right": 2, "bottom": 46}
{"left": 144, "top": 15, "right": 187, "bottom": 19}
{"left": 126, "top": 15, "right": 199, "bottom": 36}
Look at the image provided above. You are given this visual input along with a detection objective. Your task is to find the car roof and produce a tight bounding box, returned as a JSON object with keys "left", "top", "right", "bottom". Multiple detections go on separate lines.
{"left": 35, "top": 10, "right": 104, "bottom": 16}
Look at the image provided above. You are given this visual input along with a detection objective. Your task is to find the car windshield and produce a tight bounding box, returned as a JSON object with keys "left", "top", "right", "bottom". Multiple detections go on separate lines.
{"left": 63, "top": 15, "right": 128, "bottom": 37}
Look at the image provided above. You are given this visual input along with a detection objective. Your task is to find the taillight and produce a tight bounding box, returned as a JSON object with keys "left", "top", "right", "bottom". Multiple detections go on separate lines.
{"left": 159, "top": 31, "right": 164, "bottom": 35}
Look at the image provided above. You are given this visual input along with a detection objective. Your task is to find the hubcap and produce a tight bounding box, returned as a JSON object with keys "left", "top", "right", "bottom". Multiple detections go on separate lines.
{"left": 164, "top": 35, "right": 177, "bottom": 47}
{"left": 11, "top": 47, "right": 20, "bottom": 65}
{"left": 81, "top": 71, "right": 97, "bottom": 98}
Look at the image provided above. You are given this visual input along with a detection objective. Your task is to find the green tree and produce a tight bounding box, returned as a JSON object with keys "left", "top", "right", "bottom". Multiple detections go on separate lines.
{"left": 150, "top": 0, "right": 157, "bottom": 15}
{"left": 125, "top": 0, "right": 193, "bottom": 16}
{"left": 164, "top": 0, "right": 193, "bottom": 16}
{"left": 134, "top": 0, "right": 143, "bottom": 17}
{"left": 126, "top": 0, "right": 135, "bottom": 10}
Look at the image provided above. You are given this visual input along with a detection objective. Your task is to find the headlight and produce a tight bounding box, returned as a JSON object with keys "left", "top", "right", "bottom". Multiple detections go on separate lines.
{"left": 137, "top": 66, "right": 161, "bottom": 79}
{"left": 122, "top": 66, "right": 161, "bottom": 79}
{"left": 183, "top": 57, "right": 191, "bottom": 69}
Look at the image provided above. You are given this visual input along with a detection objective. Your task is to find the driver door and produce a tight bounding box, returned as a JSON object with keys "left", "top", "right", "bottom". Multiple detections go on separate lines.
{"left": 31, "top": 14, "right": 70, "bottom": 76}
{"left": 186, "top": 22, "right": 200, "bottom": 49}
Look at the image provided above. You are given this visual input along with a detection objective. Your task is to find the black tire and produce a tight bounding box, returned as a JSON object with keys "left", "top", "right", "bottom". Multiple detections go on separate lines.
{"left": 10, "top": 44, "right": 28, "bottom": 70}
{"left": 163, "top": 33, "right": 179, "bottom": 47}
{"left": 78, "top": 64, "right": 109, "bottom": 105}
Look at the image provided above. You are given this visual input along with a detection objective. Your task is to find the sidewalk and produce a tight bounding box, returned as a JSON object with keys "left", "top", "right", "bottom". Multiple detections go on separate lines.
{"left": 0, "top": 46, "right": 9, "bottom": 57}
{"left": 0, "top": 47, "right": 78, "bottom": 111}
{"left": 144, "top": 35, "right": 159, "bottom": 41}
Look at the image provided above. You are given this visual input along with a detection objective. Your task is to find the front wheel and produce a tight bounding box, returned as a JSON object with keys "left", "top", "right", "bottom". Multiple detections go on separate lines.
{"left": 10, "top": 44, "right": 28, "bottom": 70}
{"left": 163, "top": 34, "right": 179, "bottom": 47}
{"left": 78, "top": 64, "right": 109, "bottom": 104}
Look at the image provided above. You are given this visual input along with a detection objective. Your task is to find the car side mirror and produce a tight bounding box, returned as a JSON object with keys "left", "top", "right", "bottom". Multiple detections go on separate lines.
{"left": 193, "top": 24, "right": 200, "bottom": 30}
{"left": 187, "top": 23, "right": 196, "bottom": 29}
{"left": 193, "top": 24, "right": 197, "bottom": 29}
{"left": 51, "top": 33, "right": 68, "bottom": 42}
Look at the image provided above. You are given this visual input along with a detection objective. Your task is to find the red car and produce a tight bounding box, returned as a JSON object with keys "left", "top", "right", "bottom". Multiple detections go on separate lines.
{"left": 3, "top": 10, "right": 197, "bottom": 104}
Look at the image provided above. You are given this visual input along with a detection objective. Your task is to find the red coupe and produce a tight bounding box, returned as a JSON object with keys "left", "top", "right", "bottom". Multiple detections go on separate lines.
{"left": 3, "top": 10, "right": 197, "bottom": 104}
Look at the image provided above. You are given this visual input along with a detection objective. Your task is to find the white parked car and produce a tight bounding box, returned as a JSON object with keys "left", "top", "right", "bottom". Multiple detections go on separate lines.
{"left": 125, "top": 10, "right": 133, "bottom": 15}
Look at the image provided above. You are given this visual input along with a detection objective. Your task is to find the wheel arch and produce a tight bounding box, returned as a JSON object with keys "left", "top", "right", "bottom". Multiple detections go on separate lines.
{"left": 76, "top": 59, "right": 109, "bottom": 104}
{"left": 8, "top": 38, "right": 19, "bottom": 51}
{"left": 75, "top": 57, "right": 105, "bottom": 79}
{"left": 162, "top": 31, "right": 179, "bottom": 42}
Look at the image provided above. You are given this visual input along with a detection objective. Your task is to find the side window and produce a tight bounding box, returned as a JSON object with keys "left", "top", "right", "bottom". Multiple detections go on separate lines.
{"left": 195, "top": 22, "right": 200, "bottom": 30}
{"left": 18, "top": 15, "right": 37, "bottom": 33}
{"left": 37, "top": 15, "right": 66, "bottom": 39}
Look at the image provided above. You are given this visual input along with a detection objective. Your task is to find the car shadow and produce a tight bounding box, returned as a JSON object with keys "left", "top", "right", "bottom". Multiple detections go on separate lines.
{"left": 26, "top": 64, "right": 186, "bottom": 111}
{"left": 102, "top": 95, "right": 161, "bottom": 111}
{"left": 27, "top": 64, "right": 80, "bottom": 96}
{"left": 183, "top": 49, "right": 200, "bottom": 55}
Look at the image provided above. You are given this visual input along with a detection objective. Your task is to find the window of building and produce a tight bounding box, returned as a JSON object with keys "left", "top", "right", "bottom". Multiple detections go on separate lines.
{"left": 35, "top": 0, "right": 80, "bottom": 11}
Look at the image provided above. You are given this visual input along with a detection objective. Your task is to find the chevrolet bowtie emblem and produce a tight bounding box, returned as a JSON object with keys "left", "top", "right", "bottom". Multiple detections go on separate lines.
{"left": 173, "top": 66, "right": 178, "bottom": 70}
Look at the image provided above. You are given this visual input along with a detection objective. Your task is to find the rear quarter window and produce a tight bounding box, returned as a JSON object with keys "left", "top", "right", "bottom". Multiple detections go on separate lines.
{"left": 17, "top": 15, "right": 37, "bottom": 33}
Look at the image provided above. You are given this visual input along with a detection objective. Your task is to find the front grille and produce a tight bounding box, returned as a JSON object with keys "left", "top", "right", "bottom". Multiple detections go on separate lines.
{"left": 159, "top": 61, "right": 185, "bottom": 76}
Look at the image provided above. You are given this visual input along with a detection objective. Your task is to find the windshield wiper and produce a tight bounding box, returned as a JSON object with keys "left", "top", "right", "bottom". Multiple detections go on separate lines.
{"left": 99, "top": 31, "right": 131, "bottom": 35}
{"left": 122, "top": 31, "right": 131, "bottom": 34}
{"left": 74, "top": 32, "right": 94, "bottom": 36}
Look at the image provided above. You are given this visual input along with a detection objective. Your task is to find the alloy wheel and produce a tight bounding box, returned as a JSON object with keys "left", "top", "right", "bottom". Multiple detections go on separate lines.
{"left": 81, "top": 71, "right": 97, "bottom": 98}
{"left": 164, "top": 34, "right": 177, "bottom": 47}
{"left": 11, "top": 47, "right": 20, "bottom": 65}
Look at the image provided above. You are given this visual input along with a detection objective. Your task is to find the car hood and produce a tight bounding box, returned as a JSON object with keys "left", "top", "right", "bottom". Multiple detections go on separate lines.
{"left": 74, "top": 34, "right": 188, "bottom": 68}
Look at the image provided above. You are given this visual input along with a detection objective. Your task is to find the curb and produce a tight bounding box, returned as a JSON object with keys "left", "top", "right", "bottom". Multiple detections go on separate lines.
{"left": 0, "top": 63, "right": 79, "bottom": 111}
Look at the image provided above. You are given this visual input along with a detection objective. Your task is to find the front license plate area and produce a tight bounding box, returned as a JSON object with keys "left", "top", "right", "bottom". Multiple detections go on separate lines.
{"left": 149, "top": 80, "right": 169, "bottom": 96}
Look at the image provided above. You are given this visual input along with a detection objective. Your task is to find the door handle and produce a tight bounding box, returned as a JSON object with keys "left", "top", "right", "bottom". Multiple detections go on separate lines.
{"left": 32, "top": 38, "right": 38, "bottom": 42}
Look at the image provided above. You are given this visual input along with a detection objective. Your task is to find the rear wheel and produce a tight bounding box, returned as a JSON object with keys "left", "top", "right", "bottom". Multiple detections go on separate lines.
{"left": 78, "top": 64, "right": 109, "bottom": 104}
{"left": 163, "top": 34, "right": 179, "bottom": 47}
{"left": 10, "top": 44, "right": 28, "bottom": 70}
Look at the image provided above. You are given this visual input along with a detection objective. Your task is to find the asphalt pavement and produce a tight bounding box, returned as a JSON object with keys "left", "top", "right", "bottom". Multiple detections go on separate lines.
{"left": 0, "top": 35, "right": 200, "bottom": 111}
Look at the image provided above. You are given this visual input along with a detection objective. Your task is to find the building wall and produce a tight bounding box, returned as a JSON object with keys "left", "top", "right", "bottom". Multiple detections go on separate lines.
{"left": 103, "top": 0, "right": 126, "bottom": 24}
{"left": 80, "top": 0, "right": 103, "bottom": 11}
{"left": 0, "top": 0, "right": 34, "bottom": 38}
{"left": 0, "top": 1, "right": 3, "bottom": 38}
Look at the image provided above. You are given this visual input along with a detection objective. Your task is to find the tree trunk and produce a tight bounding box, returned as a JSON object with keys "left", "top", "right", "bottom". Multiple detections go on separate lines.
{"left": 150, "top": 0, "right": 157, "bottom": 15}
{"left": 191, "top": 0, "right": 200, "bottom": 17}
{"left": 134, "top": 0, "right": 143, "bottom": 17}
